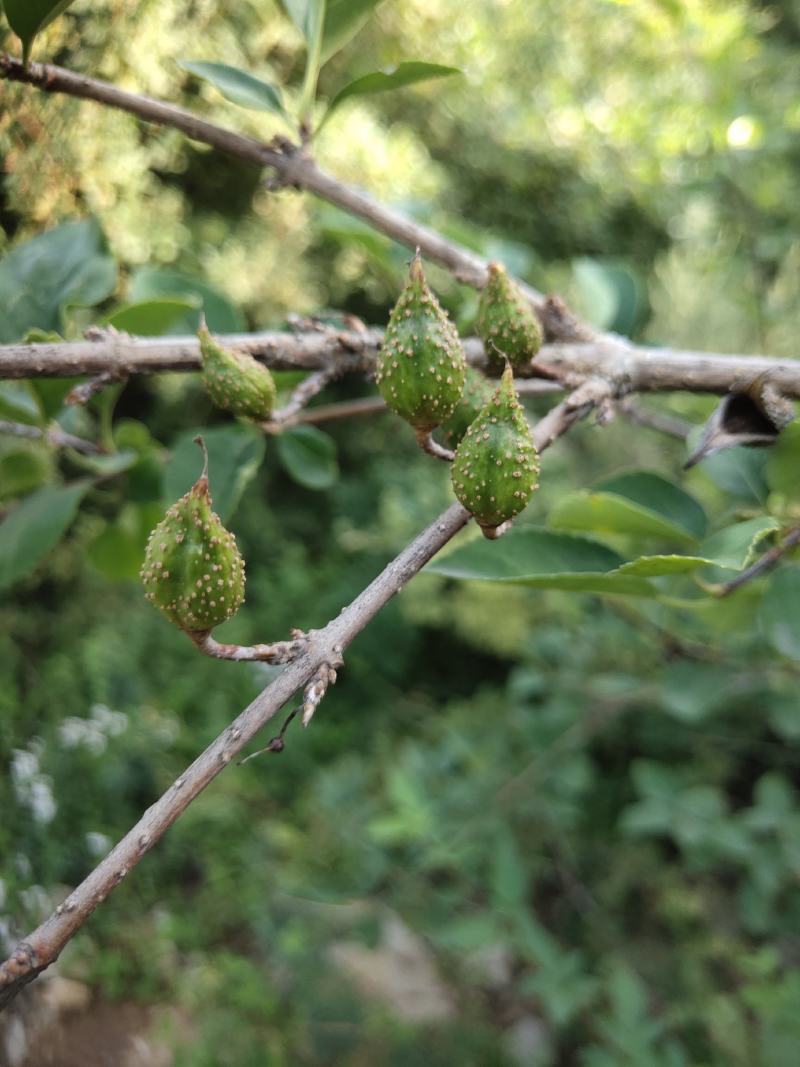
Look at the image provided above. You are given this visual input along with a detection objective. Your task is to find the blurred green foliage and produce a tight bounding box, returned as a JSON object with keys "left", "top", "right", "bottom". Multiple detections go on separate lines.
{"left": 2, "top": 1, "right": 800, "bottom": 1064}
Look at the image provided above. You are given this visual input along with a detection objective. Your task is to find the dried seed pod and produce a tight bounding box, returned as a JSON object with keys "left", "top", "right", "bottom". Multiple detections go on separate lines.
{"left": 438, "top": 365, "right": 494, "bottom": 448}
{"left": 141, "top": 438, "right": 245, "bottom": 631}
{"left": 451, "top": 365, "right": 540, "bottom": 537}
{"left": 477, "top": 261, "right": 543, "bottom": 374}
{"left": 199, "top": 323, "right": 276, "bottom": 420}
{"left": 375, "top": 253, "right": 466, "bottom": 432}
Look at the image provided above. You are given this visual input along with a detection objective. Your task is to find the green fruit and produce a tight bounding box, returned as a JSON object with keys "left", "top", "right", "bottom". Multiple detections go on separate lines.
{"left": 375, "top": 254, "right": 466, "bottom": 432}
{"left": 438, "top": 365, "right": 493, "bottom": 448}
{"left": 199, "top": 323, "right": 276, "bottom": 420}
{"left": 476, "top": 261, "right": 543, "bottom": 373}
{"left": 141, "top": 438, "right": 245, "bottom": 631}
{"left": 451, "top": 366, "right": 540, "bottom": 536}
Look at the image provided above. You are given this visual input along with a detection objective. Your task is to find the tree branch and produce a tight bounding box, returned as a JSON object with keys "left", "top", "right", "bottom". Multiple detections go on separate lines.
{"left": 2, "top": 332, "right": 800, "bottom": 400}
{"left": 0, "top": 328, "right": 385, "bottom": 380}
{"left": 3, "top": 55, "right": 799, "bottom": 401}
{"left": 0, "top": 391, "right": 595, "bottom": 1010}
{"left": 0, "top": 55, "right": 540, "bottom": 307}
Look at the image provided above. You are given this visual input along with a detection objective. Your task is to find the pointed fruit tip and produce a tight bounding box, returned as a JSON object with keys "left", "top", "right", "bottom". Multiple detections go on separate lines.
{"left": 409, "top": 250, "right": 425, "bottom": 284}
{"left": 193, "top": 435, "right": 210, "bottom": 484}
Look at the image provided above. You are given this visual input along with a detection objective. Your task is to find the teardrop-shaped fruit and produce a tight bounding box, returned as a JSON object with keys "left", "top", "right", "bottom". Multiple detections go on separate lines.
{"left": 438, "top": 365, "right": 494, "bottom": 448}
{"left": 451, "top": 366, "right": 540, "bottom": 536}
{"left": 375, "top": 254, "right": 466, "bottom": 431}
{"left": 476, "top": 261, "right": 543, "bottom": 374}
{"left": 141, "top": 438, "right": 245, "bottom": 631}
{"left": 199, "top": 323, "right": 276, "bottom": 420}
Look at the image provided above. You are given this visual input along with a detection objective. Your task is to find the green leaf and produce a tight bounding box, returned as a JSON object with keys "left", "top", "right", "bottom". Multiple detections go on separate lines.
{"left": 767, "top": 422, "right": 800, "bottom": 497}
{"left": 597, "top": 471, "right": 707, "bottom": 539}
{"left": 88, "top": 502, "right": 163, "bottom": 581}
{"left": 549, "top": 492, "right": 694, "bottom": 545}
{"left": 0, "top": 383, "right": 42, "bottom": 425}
{"left": 104, "top": 298, "right": 198, "bottom": 336}
{"left": 322, "top": 0, "right": 383, "bottom": 61}
{"left": 698, "top": 445, "right": 769, "bottom": 504}
{"left": 280, "top": 0, "right": 325, "bottom": 43}
{"left": 572, "top": 259, "right": 646, "bottom": 337}
{"left": 550, "top": 471, "right": 706, "bottom": 546}
{"left": 428, "top": 527, "right": 656, "bottom": 597}
{"left": 491, "top": 833, "right": 527, "bottom": 912}
{"left": 277, "top": 425, "right": 339, "bottom": 490}
{"left": 0, "top": 219, "right": 117, "bottom": 342}
{"left": 324, "top": 62, "right": 462, "bottom": 120}
{"left": 0, "top": 447, "right": 52, "bottom": 500}
{"left": 110, "top": 420, "right": 165, "bottom": 503}
{"left": 759, "top": 567, "right": 800, "bottom": 662}
{"left": 616, "top": 554, "right": 711, "bottom": 576}
{"left": 0, "top": 480, "right": 89, "bottom": 590}
{"left": 164, "top": 425, "right": 266, "bottom": 523}
{"left": 3, "top": 0, "right": 77, "bottom": 64}
{"left": 660, "top": 661, "right": 739, "bottom": 723}
{"left": 615, "top": 518, "right": 780, "bottom": 578}
{"left": 21, "top": 328, "right": 63, "bottom": 343}
{"left": 179, "top": 61, "right": 287, "bottom": 117}
{"left": 436, "top": 913, "right": 499, "bottom": 952}
{"left": 300, "top": 0, "right": 326, "bottom": 116}
{"left": 28, "top": 378, "right": 81, "bottom": 420}
{"left": 129, "top": 269, "right": 244, "bottom": 334}
{"left": 572, "top": 257, "right": 619, "bottom": 331}
{"left": 697, "top": 516, "right": 780, "bottom": 571}
{"left": 74, "top": 450, "right": 139, "bottom": 477}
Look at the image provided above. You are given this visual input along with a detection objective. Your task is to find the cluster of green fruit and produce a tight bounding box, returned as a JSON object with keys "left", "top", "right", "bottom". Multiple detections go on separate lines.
{"left": 376, "top": 255, "right": 542, "bottom": 536}
{"left": 141, "top": 259, "right": 543, "bottom": 634}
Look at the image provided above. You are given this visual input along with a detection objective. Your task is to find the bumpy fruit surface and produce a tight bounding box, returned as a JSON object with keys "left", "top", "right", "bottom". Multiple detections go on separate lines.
{"left": 451, "top": 366, "right": 540, "bottom": 535}
{"left": 375, "top": 255, "right": 466, "bottom": 431}
{"left": 141, "top": 440, "right": 245, "bottom": 631}
{"left": 439, "top": 365, "right": 493, "bottom": 448}
{"left": 476, "top": 261, "right": 543, "bottom": 373}
{"left": 199, "top": 323, "right": 276, "bottom": 420}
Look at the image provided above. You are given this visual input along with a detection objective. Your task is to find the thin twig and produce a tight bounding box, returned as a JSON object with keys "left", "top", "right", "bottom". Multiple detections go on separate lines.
{"left": 186, "top": 629, "right": 308, "bottom": 663}
{"left": 717, "top": 527, "right": 800, "bottom": 597}
{"left": 0, "top": 388, "right": 594, "bottom": 1009}
{"left": 66, "top": 371, "right": 128, "bottom": 406}
{"left": 618, "top": 398, "right": 692, "bottom": 440}
{"left": 415, "top": 430, "right": 455, "bottom": 463}
{"left": 261, "top": 361, "right": 358, "bottom": 431}
{"left": 0, "top": 419, "right": 103, "bottom": 455}
{"left": 292, "top": 395, "right": 389, "bottom": 424}
{"left": 285, "top": 378, "right": 565, "bottom": 427}
{"left": 531, "top": 378, "right": 612, "bottom": 452}
{"left": 238, "top": 706, "right": 300, "bottom": 762}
